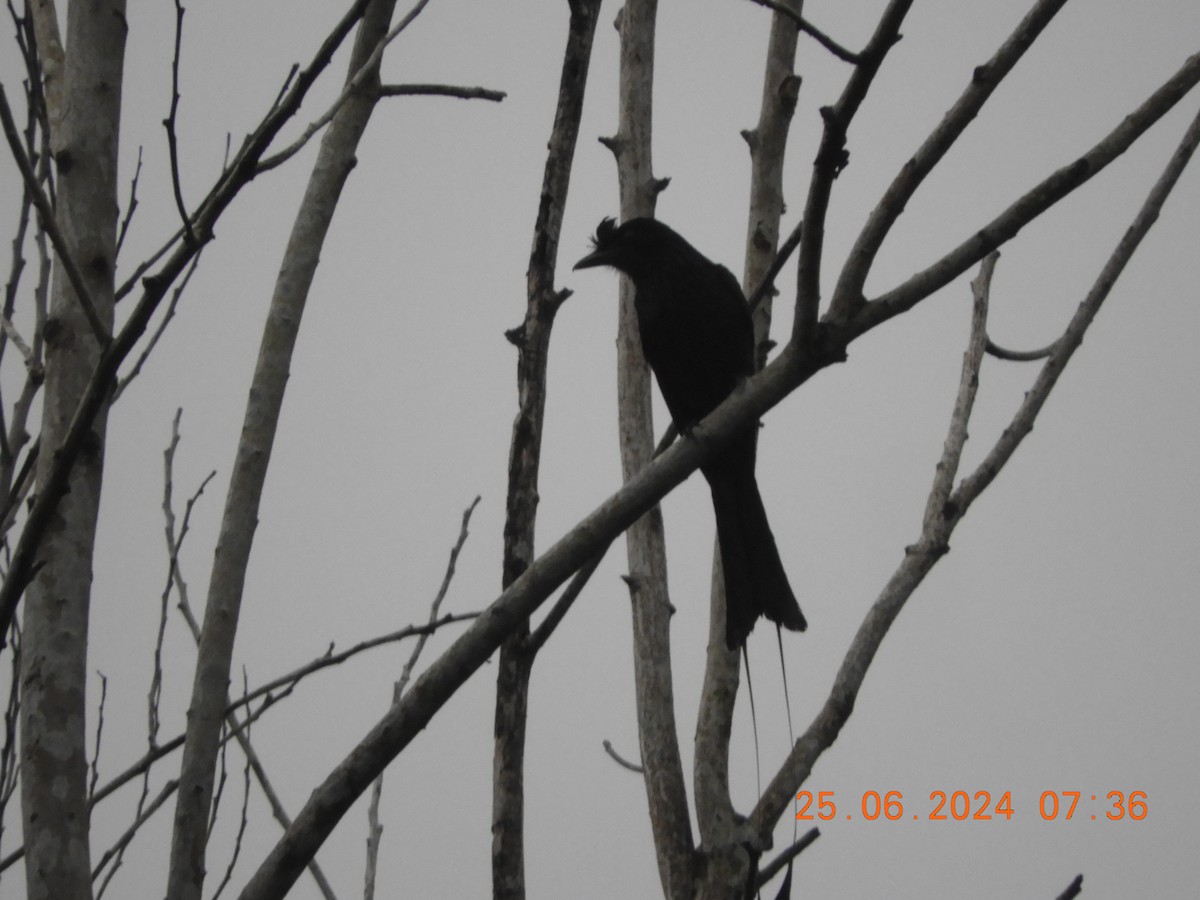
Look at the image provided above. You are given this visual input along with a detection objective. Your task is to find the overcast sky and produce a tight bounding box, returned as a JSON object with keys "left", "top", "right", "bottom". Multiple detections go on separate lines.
{"left": 2, "top": 1, "right": 1198, "bottom": 897}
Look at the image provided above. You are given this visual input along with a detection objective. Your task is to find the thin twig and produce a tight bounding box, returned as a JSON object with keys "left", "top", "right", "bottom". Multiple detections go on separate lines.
{"left": 158, "top": 418, "right": 336, "bottom": 900}
{"left": 91, "top": 779, "right": 179, "bottom": 887}
{"left": 744, "top": 0, "right": 862, "bottom": 64}
{"left": 257, "top": 0, "right": 435, "bottom": 173}
{"left": 0, "top": 682, "right": 292, "bottom": 877}
{"left": 209, "top": 720, "right": 230, "bottom": 840}
{"left": 232, "top": 613, "right": 481, "bottom": 717}
{"left": 399, "top": 497, "right": 479, "bottom": 696}
{"left": 164, "top": 0, "right": 197, "bottom": 245}
{"left": 113, "top": 249, "right": 202, "bottom": 400}
{"left": 379, "top": 83, "right": 506, "bottom": 101}
{"left": 601, "top": 739, "right": 644, "bottom": 773}
{"left": 754, "top": 826, "right": 819, "bottom": 889}
{"left": 746, "top": 218, "right": 802, "bottom": 315}
{"left": 792, "top": 0, "right": 912, "bottom": 345}
{"left": 365, "top": 496, "right": 481, "bottom": 899}
{"left": 114, "top": 147, "right": 143, "bottom": 258}
{"left": 210, "top": 674, "right": 254, "bottom": 900}
{"left": 0, "top": 84, "right": 111, "bottom": 344}
{"left": 89, "top": 672, "right": 108, "bottom": 800}
{"left": 526, "top": 540, "right": 610, "bottom": 654}
{"left": 984, "top": 337, "right": 1061, "bottom": 361}
{"left": 0, "top": 440, "right": 37, "bottom": 558}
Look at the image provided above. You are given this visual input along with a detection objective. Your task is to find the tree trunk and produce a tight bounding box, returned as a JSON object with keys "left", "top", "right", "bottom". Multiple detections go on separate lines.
{"left": 20, "top": 2, "right": 126, "bottom": 899}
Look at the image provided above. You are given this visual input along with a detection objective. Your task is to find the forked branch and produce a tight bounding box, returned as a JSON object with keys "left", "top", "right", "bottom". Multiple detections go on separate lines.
{"left": 749, "top": 100, "right": 1200, "bottom": 842}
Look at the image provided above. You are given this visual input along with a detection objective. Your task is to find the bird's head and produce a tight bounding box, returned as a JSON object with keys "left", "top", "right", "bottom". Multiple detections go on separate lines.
{"left": 573, "top": 217, "right": 689, "bottom": 280}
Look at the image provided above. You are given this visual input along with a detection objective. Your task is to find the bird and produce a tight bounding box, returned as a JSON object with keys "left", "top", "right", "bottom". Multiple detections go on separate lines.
{"left": 574, "top": 216, "right": 805, "bottom": 649}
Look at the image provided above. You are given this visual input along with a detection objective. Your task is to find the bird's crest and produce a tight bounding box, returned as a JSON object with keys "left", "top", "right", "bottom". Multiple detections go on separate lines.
{"left": 590, "top": 216, "right": 619, "bottom": 251}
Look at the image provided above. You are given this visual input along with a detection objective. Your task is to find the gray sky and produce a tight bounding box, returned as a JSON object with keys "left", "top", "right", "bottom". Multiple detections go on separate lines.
{"left": 2, "top": 1, "right": 1198, "bottom": 897}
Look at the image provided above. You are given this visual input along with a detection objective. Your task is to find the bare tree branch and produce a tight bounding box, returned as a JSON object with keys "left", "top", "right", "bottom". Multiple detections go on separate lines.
{"left": 166, "top": 3, "right": 407, "bottom": 895}
{"left": 236, "top": 334, "right": 839, "bottom": 900}
{"left": 490, "top": 6, "right": 601, "bottom": 898}
{"left": 749, "top": 98, "right": 1200, "bottom": 843}
{"left": 112, "top": 249, "right": 202, "bottom": 401}
{"left": 92, "top": 779, "right": 179, "bottom": 892}
{"left": 210, "top": 677, "right": 254, "bottom": 900}
{"left": 378, "top": 83, "right": 506, "bottom": 101}
{"left": 256, "top": 0, "right": 434, "bottom": 173}
{"left": 830, "top": 0, "right": 1070, "bottom": 321}
{"left": 792, "top": 0, "right": 911, "bottom": 345}
{"left": 0, "top": 85, "right": 111, "bottom": 344}
{"left": 857, "top": 51, "right": 1200, "bottom": 333}
{"left": 697, "top": 3, "right": 804, "bottom": 888}
{"left": 89, "top": 671, "right": 109, "bottom": 800}
{"left": 1, "top": 631, "right": 440, "bottom": 879}
{"left": 365, "top": 496, "right": 480, "bottom": 900}
{"left": 743, "top": 0, "right": 861, "bottom": 64}
{"left": 0, "top": 0, "right": 379, "bottom": 644}
{"left": 922, "top": 252, "right": 995, "bottom": 533}
{"left": 526, "top": 541, "right": 609, "bottom": 654}
{"left": 754, "top": 826, "right": 819, "bottom": 889}
{"left": 164, "top": 0, "right": 198, "bottom": 246}
{"left": 603, "top": 2, "right": 701, "bottom": 896}
{"left": 1056, "top": 873, "right": 1084, "bottom": 900}
{"left": 114, "top": 146, "right": 143, "bottom": 258}
{"left": 160, "top": 413, "right": 338, "bottom": 900}
{"left": 232, "top": 614, "right": 481, "bottom": 714}
{"left": 745, "top": 217, "right": 802, "bottom": 316}
{"left": 985, "top": 337, "right": 1061, "bottom": 361}
{"left": 951, "top": 101, "right": 1200, "bottom": 514}
{"left": 602, "top": 740, "right": 644, "bottom": 774}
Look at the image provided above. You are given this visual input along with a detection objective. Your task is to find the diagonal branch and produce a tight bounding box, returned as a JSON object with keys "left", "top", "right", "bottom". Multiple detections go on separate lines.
{"left": 856, "top": 52, "right": 1200, "bottom": 334}
{"left": 166, "top": 4, "right": 404, "bottom": 898}
{"left": 526, "top": 541, "right": 609, "bottom": 654}
{"left": 0, "top": 85, "right": 111, "bottom": 344}
{"left": 366, "top": 496, "right": 479, "bottom": 900}
{"left": 754, "top": 826, "right": 819, "bottom": 889}
{"left": 164, "top": 0, "right": 198, "bottom": 247}
{"left": 791, "top": 0, "right": 912, "bottom": 345}
{"left": 378, "top": 83, "right": 506, "bottom": 101}
{"left": 0, "top": 0, "right": 377, "bottom": 646}
{"left": 0, "top": 609, "right": 472, "bottom": 878}
{"left": 829, "top": 0, "right": 1070, "bottom": 321}
{"left": 748, "top": 96, "right": 1200, "bottom": 845}
{"left": 743, "top": 0, "right": 862, "bottom": 64}
{"left": 235, "top": 335, "right": 829, "bottom": 900}
{"left": 951, "top": 101, "right": 1200, "bottom": 514}
{"left": 255, "top": 0, "right": 434, "bottom": 173}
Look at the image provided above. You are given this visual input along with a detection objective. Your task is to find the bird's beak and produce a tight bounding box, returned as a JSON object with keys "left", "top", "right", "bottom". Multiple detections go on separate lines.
{"left": 572, "top": 248, "right": 610, "bottom": 270}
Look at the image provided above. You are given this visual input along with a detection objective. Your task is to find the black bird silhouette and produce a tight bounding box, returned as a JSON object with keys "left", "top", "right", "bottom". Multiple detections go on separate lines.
{"left": 574, "top": 217, "right": 805, "bottom": 648}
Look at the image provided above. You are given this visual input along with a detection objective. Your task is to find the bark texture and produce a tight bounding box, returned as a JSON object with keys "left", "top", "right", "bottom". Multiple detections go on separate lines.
{"left": 20, "top": 2, "right": 126, "bottom": 899}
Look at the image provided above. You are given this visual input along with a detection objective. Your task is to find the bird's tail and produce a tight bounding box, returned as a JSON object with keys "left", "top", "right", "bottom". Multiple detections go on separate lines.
{"left": 710, "top": 475, "right": 806, "bottom": 649}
